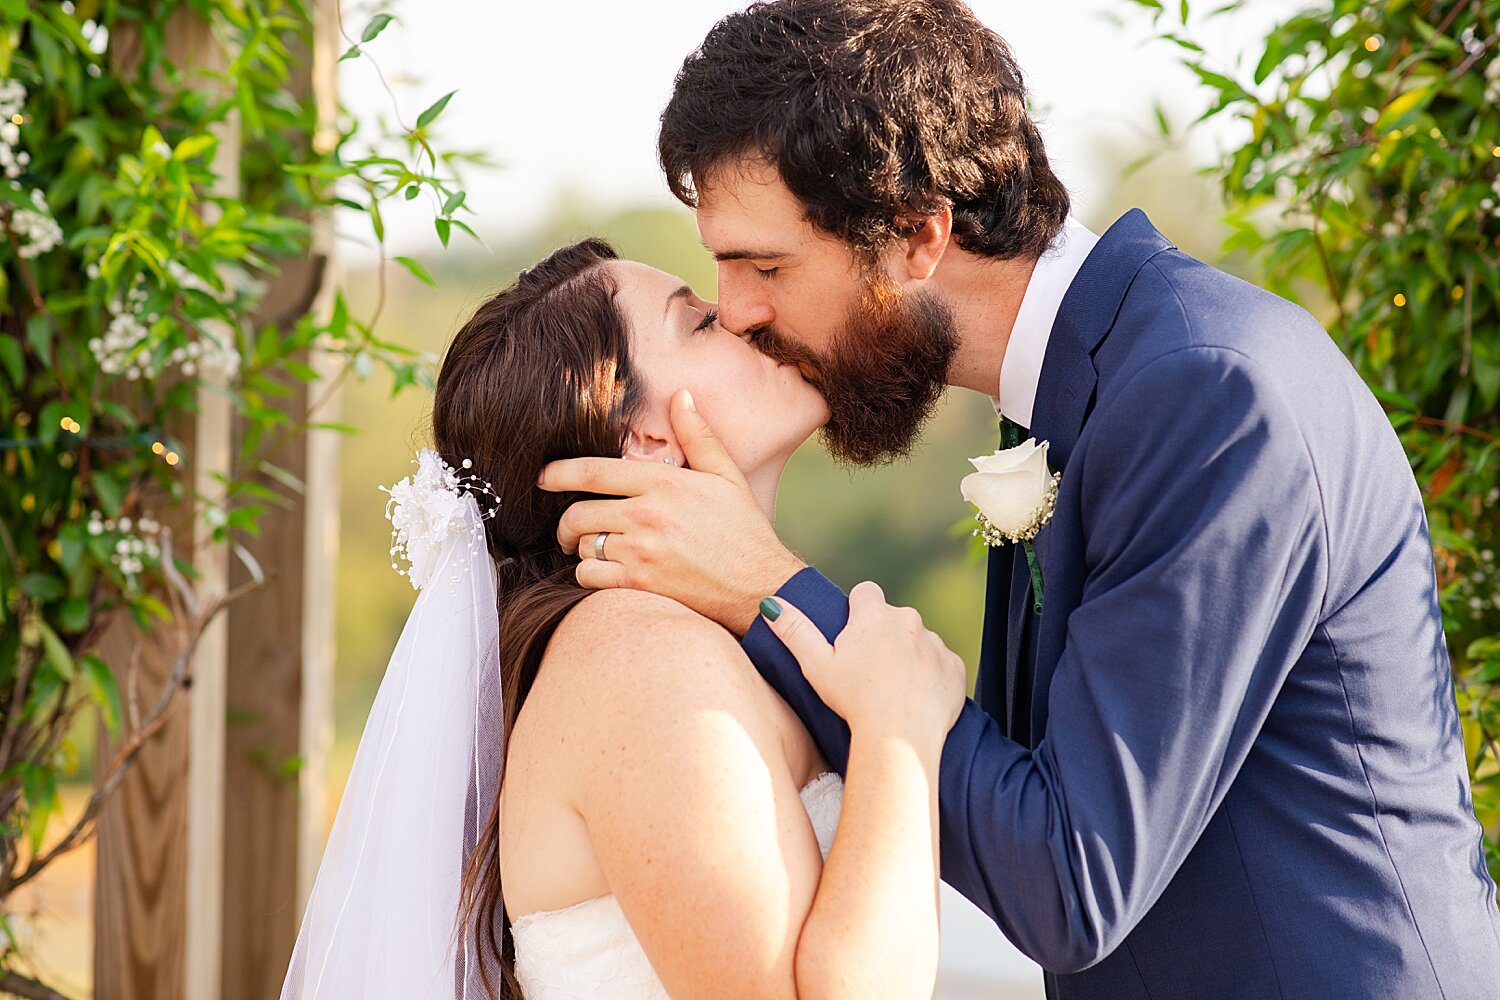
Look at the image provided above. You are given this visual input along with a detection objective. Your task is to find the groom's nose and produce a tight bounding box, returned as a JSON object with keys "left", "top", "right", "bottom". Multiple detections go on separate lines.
{"left": 715, "top": 267, "right": 775, "bottom": 337}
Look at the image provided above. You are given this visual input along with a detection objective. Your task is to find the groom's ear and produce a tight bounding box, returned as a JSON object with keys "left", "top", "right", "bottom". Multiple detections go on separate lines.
{"left": 898, "top": 206, "right": 953, "bottom": 283}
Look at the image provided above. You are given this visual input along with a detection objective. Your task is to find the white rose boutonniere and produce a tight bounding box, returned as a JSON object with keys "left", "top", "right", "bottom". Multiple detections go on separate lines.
{"left": 961, "top": 438, "right": 1061, "bottom": 547}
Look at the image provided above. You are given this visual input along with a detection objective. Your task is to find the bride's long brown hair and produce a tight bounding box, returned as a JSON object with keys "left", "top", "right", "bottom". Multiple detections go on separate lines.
{"left": 434, "top": 238, "right": 641, "bottom": 999}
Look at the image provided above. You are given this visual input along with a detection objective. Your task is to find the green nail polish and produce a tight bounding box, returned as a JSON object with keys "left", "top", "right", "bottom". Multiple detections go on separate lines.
{"left": 759, "top": 597, "right": 782, "bottom": 622}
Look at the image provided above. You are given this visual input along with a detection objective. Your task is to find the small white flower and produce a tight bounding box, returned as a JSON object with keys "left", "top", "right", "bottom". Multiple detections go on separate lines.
{"left": 381, "top": 449, "right": 498, "bottom": 590}
{"left": 961, "top": 439, "right": 1060, "bottom": 546}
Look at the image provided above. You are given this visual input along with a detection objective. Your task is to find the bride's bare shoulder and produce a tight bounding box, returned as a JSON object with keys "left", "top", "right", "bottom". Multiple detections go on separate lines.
{"left": 537, "top": 588, "right": 767, "bottom": 724}
{"left": 556, "top": 587, "right": 726, "bottom": 647}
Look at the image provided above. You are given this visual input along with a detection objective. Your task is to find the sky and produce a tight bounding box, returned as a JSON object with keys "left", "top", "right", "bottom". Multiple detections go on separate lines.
{"left": 336, "top": 0, "right": 1306, "bottom": 264}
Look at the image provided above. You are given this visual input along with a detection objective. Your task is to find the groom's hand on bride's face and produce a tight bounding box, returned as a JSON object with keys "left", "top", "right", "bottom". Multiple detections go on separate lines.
{"left": 539, "top": 389, "right": 806, "bottom": 636}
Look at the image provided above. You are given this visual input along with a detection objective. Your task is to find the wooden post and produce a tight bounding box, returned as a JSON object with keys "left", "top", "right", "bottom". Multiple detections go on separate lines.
{"left": 95, "top": 3, "right": 337, "bottom": 997}
{"left": 220, "top": 0, "right": 339, "bottom": 991}
{"left": 94, "top": 8, "right": 235, "bottom": 998}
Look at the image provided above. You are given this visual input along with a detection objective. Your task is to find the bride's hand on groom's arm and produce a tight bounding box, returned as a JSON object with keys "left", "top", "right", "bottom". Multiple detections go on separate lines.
{"left": 540, "top": 389, "right": 805, "bottom": 635}
{"left": 761, "top": 581, "right": 966, "bottom": 757}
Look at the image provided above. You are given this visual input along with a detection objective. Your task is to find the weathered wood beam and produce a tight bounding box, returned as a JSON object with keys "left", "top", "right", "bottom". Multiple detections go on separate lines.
{"left": 220, "top": 0, "right": 338, "bottom": 995}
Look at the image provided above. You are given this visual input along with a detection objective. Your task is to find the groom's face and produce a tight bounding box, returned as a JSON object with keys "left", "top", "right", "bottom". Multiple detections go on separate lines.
{"left": 696, "top": 159, "right": 956, "bottom": 466}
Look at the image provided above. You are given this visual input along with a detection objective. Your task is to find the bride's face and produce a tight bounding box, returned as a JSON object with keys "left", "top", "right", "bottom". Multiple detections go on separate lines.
{"left": 611, "top": 260, "right": 829, "bottom": 477}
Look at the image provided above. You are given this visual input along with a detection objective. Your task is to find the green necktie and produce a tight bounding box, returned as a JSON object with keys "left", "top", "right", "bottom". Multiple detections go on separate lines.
{"left": 1000, "top": 416, "right": 1045, "bottom": 615}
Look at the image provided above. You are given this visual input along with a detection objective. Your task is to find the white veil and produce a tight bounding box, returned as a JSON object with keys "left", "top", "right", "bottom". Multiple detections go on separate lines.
{"left": 281, "top": 449, "right": 505, "bottom": 998}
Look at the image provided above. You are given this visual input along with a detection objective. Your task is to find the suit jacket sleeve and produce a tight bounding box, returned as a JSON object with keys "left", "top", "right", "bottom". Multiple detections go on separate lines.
{"left": 741, "top": 566, "right": 856, "bottom": 773}
{"left": 746, "top": 346, "right": 1329, "bottom": 974}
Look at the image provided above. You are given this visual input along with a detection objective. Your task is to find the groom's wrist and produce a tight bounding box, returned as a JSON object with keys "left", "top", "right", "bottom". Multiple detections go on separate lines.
{"left": 723, "top": 550, "right": 807, "bottom": 637}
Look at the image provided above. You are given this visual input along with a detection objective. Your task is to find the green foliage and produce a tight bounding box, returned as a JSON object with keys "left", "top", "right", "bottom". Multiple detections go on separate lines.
{"left": 0, "top": 0, "right": 476, "bottom": 974}
{"left": 1134, "top": 0, "right": 1500, "bottom": 879}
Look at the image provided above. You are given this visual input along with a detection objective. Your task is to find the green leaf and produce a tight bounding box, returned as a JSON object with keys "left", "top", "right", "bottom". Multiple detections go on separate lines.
{"left": 257, "top": 461, "right": 306, "bottom": 495}
{"left": 21, "top": 574, "right": 66, "bottom": 602}
{"left": 1369, "top": 386, "right": 1416, "bottom": 412}
{"left": 1253, "top": 35, "right": 1283, "bottom": 85}
{"left": 58, "top": 523, "right": 85, "bottom": 576}
{"left": 393, "top": 255, "right": 436, "bottom": 287}
{"left": 339, "top": 44, "right": 361, "bottom": 62}
{"left": 81, "top": 653, "right": 122, "bottom": 738}
{"left": 1375, "top": 83, "right": 1436, "bottom": 134}
{"left": 416, "top": 90, "right": 457, "bottom": 130}
{"left": 133, "top": 594, "right": 173, "bottom": 625}
{"left": 361, "top": 13, "right": 395, "bottom": 43}
{"left": 441, "top": 190, "right": 467, "bottom": 215}
{"left": 23, "top": 764, "right": 57, "bottom": 853}
{"left": 434, "top": 217, "right": 451, "bottom": 248}
{"left": 173, "top": 134, "right": 217, "bottom": 161}
{"left": 36, "top": 618, "right": 75, "bottom": 681}
{"left": 0, "top": 336, "right": 21, "bottom": 388}
{"left": 57, "top": 597, "right": 90, "bottom": 634}
{"left": 26, "top": 313, "right": 53, "bottom": 363}
{"left": 93, "top": 472, "right": 125, "bottom": 516}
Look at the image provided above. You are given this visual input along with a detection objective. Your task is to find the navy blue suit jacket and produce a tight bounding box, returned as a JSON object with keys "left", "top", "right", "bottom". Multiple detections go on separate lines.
{"left": 742, "top": 211, "right": 1500, "bottom": 998}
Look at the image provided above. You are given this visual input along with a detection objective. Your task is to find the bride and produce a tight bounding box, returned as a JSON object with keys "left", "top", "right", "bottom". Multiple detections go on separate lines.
{"left": 279, "top": 238, "right": 967, "bottom": 999}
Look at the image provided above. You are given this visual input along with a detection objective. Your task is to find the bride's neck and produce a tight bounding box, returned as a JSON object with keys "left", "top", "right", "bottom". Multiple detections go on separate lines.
{"left": 745, "top": 464, "right": 784, "bottom": 522}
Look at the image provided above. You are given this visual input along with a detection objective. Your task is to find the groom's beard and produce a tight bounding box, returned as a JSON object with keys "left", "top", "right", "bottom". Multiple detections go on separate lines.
{"left": 754, "top": 281, "right": 957, "bottom": 467}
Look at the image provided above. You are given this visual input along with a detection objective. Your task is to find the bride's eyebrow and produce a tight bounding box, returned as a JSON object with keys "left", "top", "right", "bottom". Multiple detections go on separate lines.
{"left": 663, "top": 285, "right": 692, "bottom": 320}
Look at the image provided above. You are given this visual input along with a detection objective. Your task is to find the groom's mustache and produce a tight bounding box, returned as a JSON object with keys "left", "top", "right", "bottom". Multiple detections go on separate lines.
{"left": 750, "top": 325, "right": 825, "bottom": 382}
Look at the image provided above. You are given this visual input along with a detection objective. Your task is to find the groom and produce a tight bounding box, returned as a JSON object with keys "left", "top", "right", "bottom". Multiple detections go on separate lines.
{"left": 542, "top": 1, "right": 1500, "bottom": 996}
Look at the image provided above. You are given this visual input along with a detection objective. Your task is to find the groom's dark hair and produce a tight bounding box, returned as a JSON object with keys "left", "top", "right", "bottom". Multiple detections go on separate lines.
{"left": 658, "top": 0, "right": 1070, "bottom": 260}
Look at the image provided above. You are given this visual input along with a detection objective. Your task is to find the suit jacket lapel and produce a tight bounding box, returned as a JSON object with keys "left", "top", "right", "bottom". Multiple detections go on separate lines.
{"left": 1027, "top": 209, "right": 1177, "bottom": 540}
{"left": 990, "top": 209, "right": 1178, "bottom": 745}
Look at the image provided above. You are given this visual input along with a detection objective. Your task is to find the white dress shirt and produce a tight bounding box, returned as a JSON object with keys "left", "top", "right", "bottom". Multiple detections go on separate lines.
{"left": 994, "top": 218, "right": 1101, "bottom": 429}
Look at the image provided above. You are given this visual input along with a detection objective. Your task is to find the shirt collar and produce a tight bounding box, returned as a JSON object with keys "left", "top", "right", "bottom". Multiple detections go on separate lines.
{"left": 994, "top": 218, "right": 1100, "bottom": 429}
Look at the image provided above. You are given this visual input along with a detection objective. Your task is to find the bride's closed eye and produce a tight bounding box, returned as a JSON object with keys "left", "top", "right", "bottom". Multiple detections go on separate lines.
{"left": 693, "top": 308, "right": 719, "bottom": 333}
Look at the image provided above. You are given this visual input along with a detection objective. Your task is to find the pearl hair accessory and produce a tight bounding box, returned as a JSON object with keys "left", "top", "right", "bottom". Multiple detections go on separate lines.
{"left": 380, "top": 449, "right": 501, "bottom": 592}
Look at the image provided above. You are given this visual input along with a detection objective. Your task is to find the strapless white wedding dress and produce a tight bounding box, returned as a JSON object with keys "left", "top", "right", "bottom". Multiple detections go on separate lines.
{"left": 512, "top": 772, "right": 844, "bottom": 1000}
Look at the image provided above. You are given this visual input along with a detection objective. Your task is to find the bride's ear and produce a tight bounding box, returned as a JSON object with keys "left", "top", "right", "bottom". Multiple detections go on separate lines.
{"left": 622, "top": 426, "right": 682, "bottom": 467}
